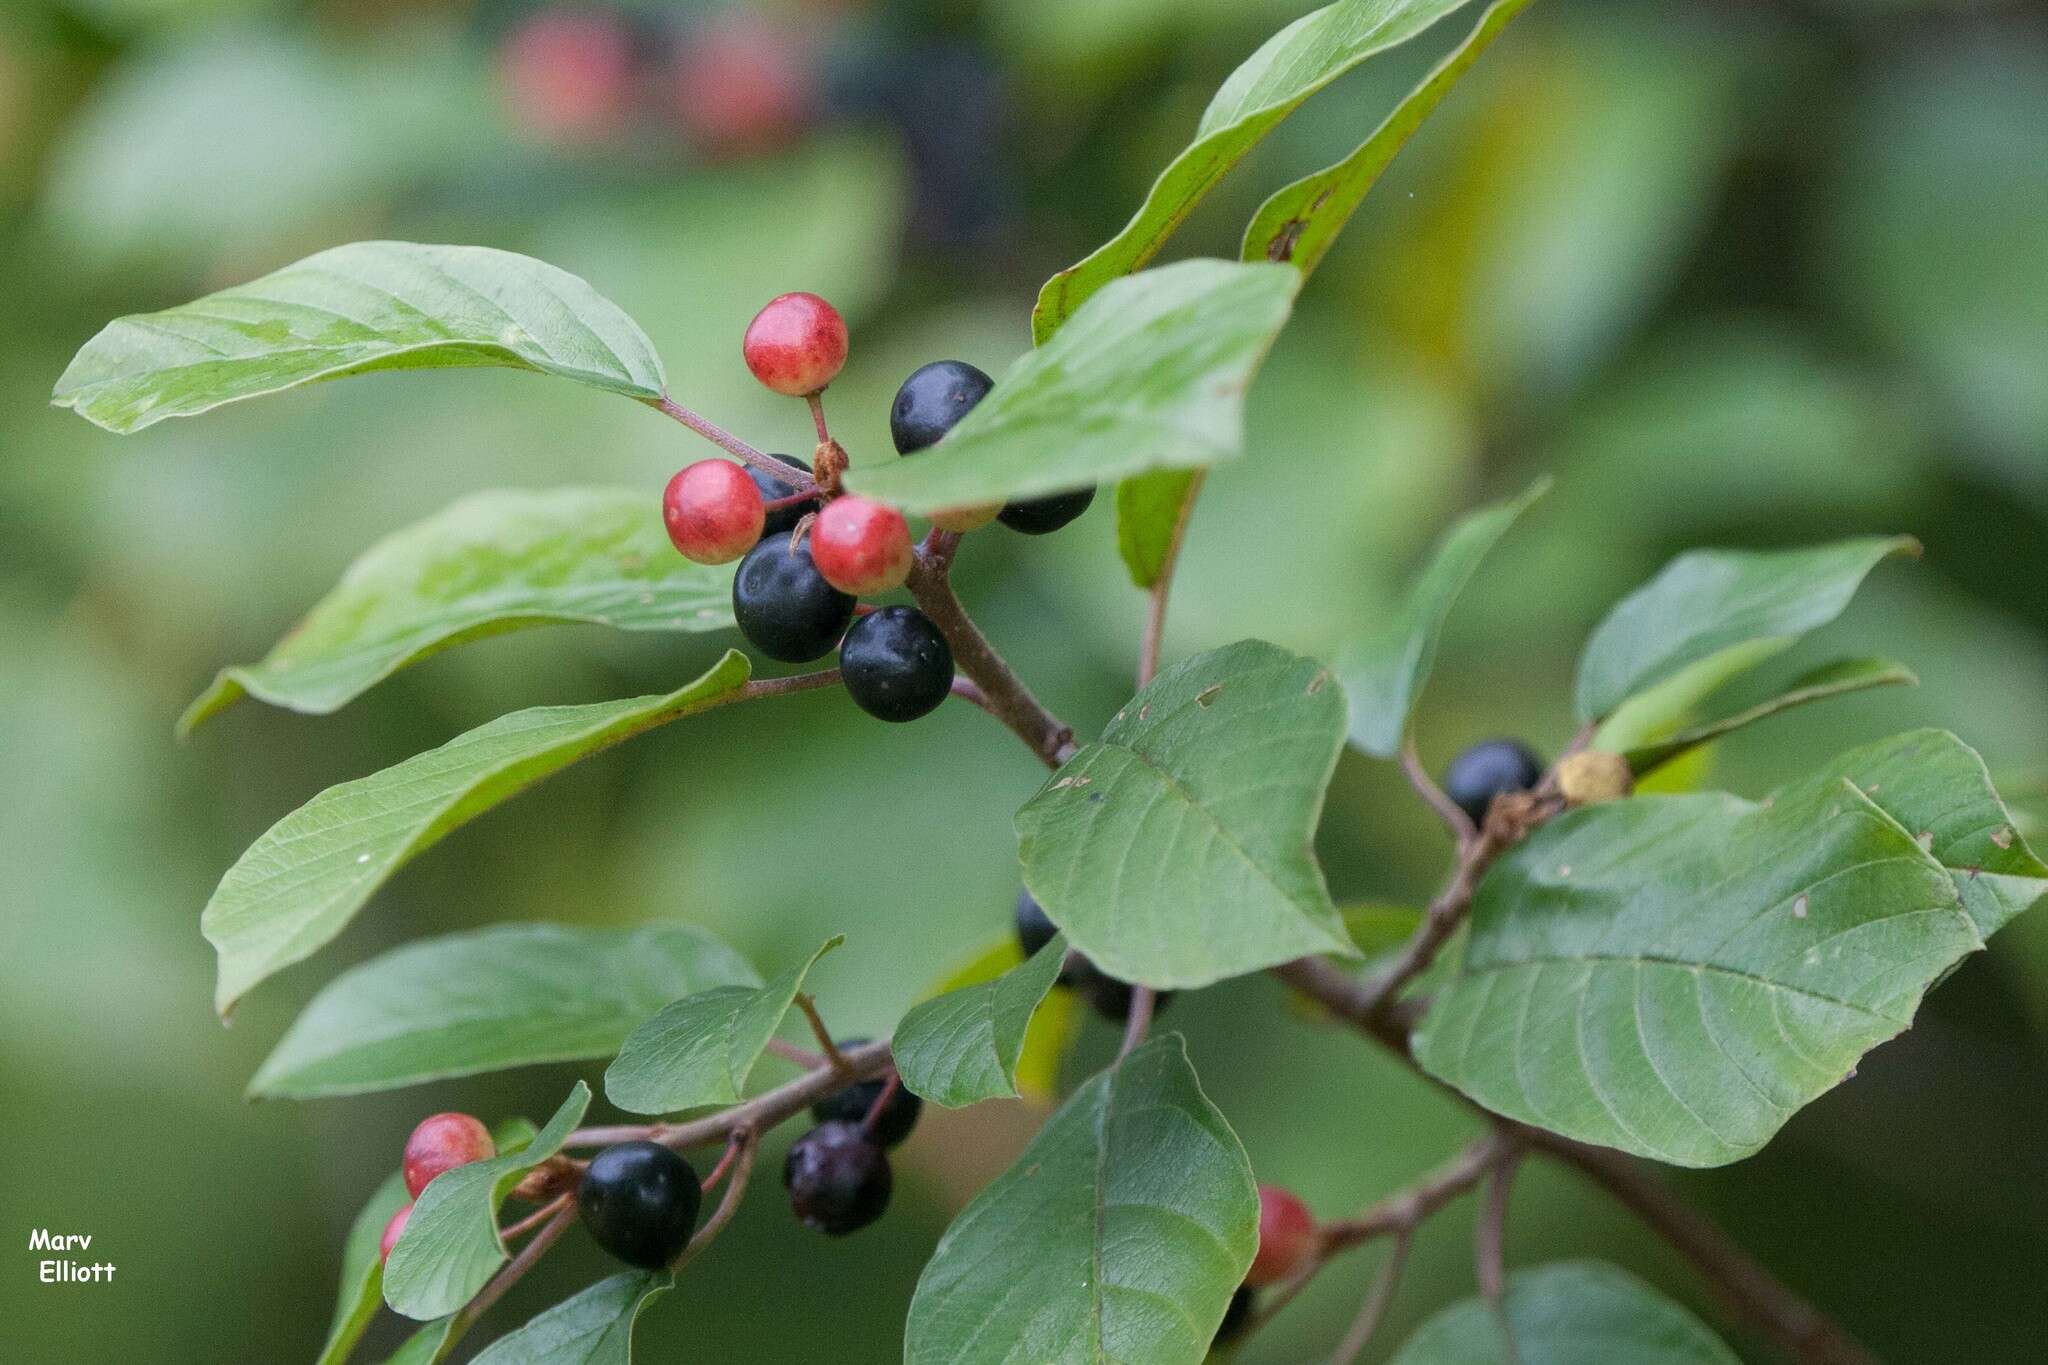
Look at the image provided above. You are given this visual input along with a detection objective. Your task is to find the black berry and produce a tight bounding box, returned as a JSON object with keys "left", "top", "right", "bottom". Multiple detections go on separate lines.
{"left": 1014, "top": 889, "right": 1059, "bottom": 959}
{"left": 749, "top": 452, "right": 817, "bottom": 537}
{"left": 810, "top": 1064, "right": 922, "bottom": 1149}
{"left": 784, "top": 1121, "right": 892, "bottom": 1235}
{"left": 1213, "top": 1285, "right": 1255, "bottom": 1348}
{"left": 732, "top": 530, "right": 856, "bottom": 662}
{"left": 997, "top": 486, "right": 1095, "bottom": 535}
{"left": 840, "top": 606, "right": 953, "bottom": 722}
{"left": 1443, "top": 738, "right": 1545, "bottom": 825}
{"left": 890, "top": 359, "right": 993, "bottom": 454}
{"left": 577, "top": 1141, "right": 702, "bottom": 1269}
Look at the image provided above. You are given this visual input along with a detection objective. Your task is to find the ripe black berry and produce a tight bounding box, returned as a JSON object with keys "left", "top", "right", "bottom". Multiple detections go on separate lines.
{"left": 732, "top": 530, "right": 856, "bottom": 662}
{"left": 1213, "top": 1286, "right": 1255, "bottom": 1348}
{"left": 784, "top": 1121, "right": 892, "bottom": 1236}
{"left": 810, "top": 1060, "right": 922, "bottom": 1148}
{"left": 1014, "top": 889, "right": 1058, "bottom": 959}
{"left": 1443, "top": 738, "right": 1545, "bottom": 825}
{"left": 750, "top": 453, "right": 817, "bottom": 537}
{"left": 578, "top": 1141, "right": 702, "bottom": 1269}
{"left": 890, "top": 359, "right": 993, "bottom": 454}
{"left": 840, "top": 606, "right": 953, "bottom": 722}
{"left": 997, "top": 486, "right": 1095, "bottom": 535}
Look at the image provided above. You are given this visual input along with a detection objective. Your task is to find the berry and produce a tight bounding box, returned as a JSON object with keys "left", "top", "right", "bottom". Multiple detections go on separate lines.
{"left": 1014, "top": 889, "right": 1059, "bottom": 959}
{"left": 890, "top": 360, "right": 993, "bottom": 455}
{"left": 997, "top": 487, "right": 1096, "bottom": 535}
{"left": 1213, "top": 1286, "right": 1255, "bottom": 1347}
{"left": 743, "top": 292, "right": 847, "bottom": 396}
{"left": 667, "top": 13, "right": 811, "bottom": 160}
{"left": 732, "top": 531, "right": 856, "bottom": 662}
{"left": 663, "top": 460, "right": 765, "bottom": 564}
{"left": 810, "top": 496, "right": 913, "bottom": 595}
{"left": 840, "top": 606, "right": 952, "bottom": 722}
{"left": 498, "top": 11, "right": 634, "bottom": 145}
{"left": 810, "top": 1063, "right": 922, "bottom": 1148}
{"left": 1443, "top": 739, "right": 1545, "bottom": 825}
{"left": 378, "top": 1202, "right": 412, "bottom": 1263}
{"left": 784, "top": 1121, "right": 892, "bottom": 1236}
{"left": 1246, "top": 1185, "right": 1317, "bottom": 1287}
{"left": 578, "top": 1141, "right": 703, "bottom": 1269}
{"left": 403, "top": 1113, "right": 495, "bottom": 1198}
{"left": 751, "top": 453, "right": 818, "bottom": 537}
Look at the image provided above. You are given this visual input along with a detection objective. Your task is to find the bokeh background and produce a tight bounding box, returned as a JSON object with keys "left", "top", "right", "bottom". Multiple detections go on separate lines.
{"left": 3, "top": 0, "right": 2045, "bottom": 1360}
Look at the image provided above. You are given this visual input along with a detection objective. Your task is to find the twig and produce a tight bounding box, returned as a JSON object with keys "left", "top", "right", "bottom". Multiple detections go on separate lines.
{"left": 794, "top": 994, "right": 848, "bottom": 1070}
{"left": 648, "top": 395, "right": 811, "bottom": 487}
{"left": 1118, "top": 988, "right": 1157, "bottom": 1059}
{"left": 564, "top": 1038, "right": 894, "bottom": 1150}
{"left": 699, "top": 1137, "right": 743, "bottom": 1192}
{"left": 1403, "top": 737, "right": 1477, "bottom": 846}
{"left": 448, "top": 1196, "right": 576, "bottom": 1344}
{"left": 860, "top": 1073, "right": 903, "bottom": 1138}
{"left": 1477, "top": 1152, "right": 1524, "bottom": 1365}
{"left": 908, "top": 541, "right": 1076, "bottom": 768}
{"left": 673, "top": 1131, "right": 759, "bottom": 1274}
{"left": 1328, "top": 1230, "right": 1411, "bottom": 1365}
{"left": 1137, "top": 469, "right": 1206, "bottom": 690}
{"left": 498, "top": 1199, "right": 567, "bottom": 1243}
{"left": 764, "top": 1038, "right": 826, "bottom": 1070}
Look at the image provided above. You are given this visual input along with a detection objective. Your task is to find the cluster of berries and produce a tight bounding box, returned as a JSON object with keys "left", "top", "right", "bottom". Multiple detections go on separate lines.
{"left": 663, "top": 292, "right": 1092, "bottom": 723}
{"left": 787, "top": 1051, "right": 922, "bottom": 1236}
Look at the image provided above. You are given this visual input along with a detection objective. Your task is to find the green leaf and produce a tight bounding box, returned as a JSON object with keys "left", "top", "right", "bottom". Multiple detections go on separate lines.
{"left": 1115, "top": 468, "right": 1204, "bottom": 590}
{"left": 250, "top": 922, "right": 761, "bottom": 1100}
{"left": 317, "top": 1170, "right": 410, "bottom": 1365}
{"left": 1338, "top": 479, "right": 1549, "bottom": 757}
{"left": 384, "top": 1083, "right": 591, "bottom": 1321}
{"left": 904, "top": 1034, "right": 1257, "bottom": 1364}
{"left": 1031, "top": 0, "right": 1482, "bottom": 341}
{"left": 1811, "top": 730, "right": 2048, "bottom": 939}
{"left": 469, "top": 1271, "right": 674, "bottom": 1365}
{"left": 1017, "top": 641, "right": 1353, "bottom": 990}
{"left": 1413, "top": 747, "right": 1981, "bottom": 1167}
{"left": 843, "top": 261, "right": 1299, "bottom": 515}
{"left": 1243, "top": 0, "right": 1533, "bottom": 275}
{"left": 1386, "top": 1260, "right": 1740, "bottom": 1365}
{"left": 605, "top": 937, "right": 843, "bottom": 1115}
{"left": 1623, "top": 658, "right": 1917, "bottom": 777}
{"left": 52, "top": 241, "right": 666, "bottom": 434}
{"left": 893, "top": 935, "right": 1069, "bottom": 1108}
{"left": 203, "top": 650, "right": 752, "bottom": 1017}
{"left": 381, "top": 1319, "right": 456, "bottom": 1365}
{"left": 182, "top": 488, "right": 735, "bottom": 733}
{"left": 917, "top": 936, "right": 1083, "bottom": 1105}
{"left": 1574, "top": 536, "right": 1917, "bottom": 723}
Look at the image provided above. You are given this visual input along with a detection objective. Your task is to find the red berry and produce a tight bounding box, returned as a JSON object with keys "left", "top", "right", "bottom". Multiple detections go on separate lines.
{"left": 809, "top": 497, "right": 912, "bottom": 595}
{"left": 498, "top": 11, "right": 634, "bottom": 145}
{"left": 403, "top": 1113, "right": 496, "bottom": 1199}
{"left": 1246, "top": 1184, "right": 1317, "bottom": 1287}
{"left": 668, "top": 14, "right": 812, "bottom": 160}
{"left": 743, "top": 292, "right": 848, "bottom": 396}
{"left": 379, "top": 1201, "right": 413, "bottom": 1263}
{"left": 664, "top": 460, "right": 767, "bottom": 564}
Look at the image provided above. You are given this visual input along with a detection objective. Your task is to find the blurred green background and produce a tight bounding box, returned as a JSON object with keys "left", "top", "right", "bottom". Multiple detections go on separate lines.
{"left": 4, "top": 0, "right": 2045, "bottom": 1360}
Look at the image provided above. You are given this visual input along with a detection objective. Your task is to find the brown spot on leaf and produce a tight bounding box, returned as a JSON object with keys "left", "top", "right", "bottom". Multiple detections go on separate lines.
{"left": 1306, "top": 669, "right": 1331, "bottom": 695}
{"left": 1195, "top": 685, "right": 1223, "bottom": 709}
{"left": 1992, "top": 827, "right": 2014, "bottom": 849}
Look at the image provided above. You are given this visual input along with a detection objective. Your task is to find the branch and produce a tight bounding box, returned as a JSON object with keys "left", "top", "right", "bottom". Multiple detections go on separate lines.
{"left": 1402, "top": 737, "right": 1476, "bottom": 846}
{"left": 447, "top": 1195, "right": 576, "bottom": 1346}
{"left": 1118, "top": 987, "right": 1157, "bottom": 1058}
{"left": 673, "top": 1131, "right": 759, "bottom": 1273}
{"left": 564, "top": 1038, "right": 894, "bottom": 1150}
{"left": 1327, "top": 1230, "right": 1411, "bottom": 1365}
{"left": 794, "top": 994, "right": 849, "bottom": 1070}
{"left": 648, "top": 395, "right": 812, "bottom": 488}
{"left": 908, "top": 539, "right": 1076, "bottom": 768}
{"left": 1137, "top": 469, "right": 1206, "bottom": 690}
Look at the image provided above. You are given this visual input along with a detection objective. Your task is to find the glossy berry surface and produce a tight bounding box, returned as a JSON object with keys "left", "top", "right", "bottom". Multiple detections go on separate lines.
{"left": 810, "top": 497, "right": 914, "bottom": 596}
{"left": 403, "top": 1112, "right": 495, "bottom": 1198}
{"left": 1246, "top": 1185, "right": 1317, "bottom": 1287}
{"left": 784, "top": 1121, "right": 892, "bottom": 1236}
{"left": 663, "top": 460, "right": 765, "bottom": 564}
{"left": 890, "top": 359, "right": 993, "bottom": 454}
{"left": 378, "top": 1201, "right": 412, "bottom": 1264}
{"left": 1443, "top": 738, "right": 1545, "bottom": 825}
{"left": 1014, "top": 889, "right": 1059, "bottom": 959}
{"left": 997, "top": 486, "right": 1096, "bottom": 535}
{"left": 840, "top": 606, "right": 952, "bottom": 722}
{"left": 1214, "top": 1286, "right": 1256, "bottom": 1346}
{"left": 578, "top": 1141, "right": 703, "bottom": 1270}
{"left": 732, "top": 531, "right": 856, "bottom": 662}
{"left": 810, "top": 1070, "right": 922, "bottom": 1149}
{"left": 750, "top": 452, "right": 818, "bottom": 537}
{"left": 743, "top": 291, "right": 847, "bottom": 396}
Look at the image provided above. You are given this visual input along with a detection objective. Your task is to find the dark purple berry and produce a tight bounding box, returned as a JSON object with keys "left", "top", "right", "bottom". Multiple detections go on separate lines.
{"left": 1014, "top": 889, "right": 1059, "bottom": 959}
{"left": 1213, "top": 1285, "right": 1255, "bottom": 1347}
{"left": 1443, "top": 738, "right": 1545, "bottom": 825}
{"left": 750, "top": 453, "right": 817, "bottom": 537}
{"left": 732, "top": 530, "right": 856, "bottom": 662}
{"left": 810, "top": 1063, "right": 922, "bottom": 1149}
{"left": 784, "top": 1121, "right": 892, "bottom": 1236}
{"left": 891, "top": 359, "right": 993, "bottom": 454}
{"left": 997, "top": 486, "right": 1095, "bottom": 535}
{"left": 840, "top": 606, "right": 953, "bottom": 722}
{"left": 578, "top": 1141, "right": 702, "bottom": 1269}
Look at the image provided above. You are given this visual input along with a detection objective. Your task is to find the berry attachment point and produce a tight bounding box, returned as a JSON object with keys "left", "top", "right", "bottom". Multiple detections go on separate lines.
{"left": 578, "top": 1141, "right": 703, "bottom": 1269}
{"left": 811, "top": 1069, "right": 923, "bottom": 1149}
{"left": 840, "top": 606, "right": 953, "bottom": 722}
{"left": 403, "top": 1113, "right": 496, "bottom": 1198}
{"left": 810, "top": 497, "right": 914, "bottom": 596}
{"left": 751, "top": 453, "right": 819, "bottom": 537}
{"left": 664, "top": 459, "right": 766, "bottom": 565}
{"left": 743, "top": 292, "right": 848, "bottom": 396}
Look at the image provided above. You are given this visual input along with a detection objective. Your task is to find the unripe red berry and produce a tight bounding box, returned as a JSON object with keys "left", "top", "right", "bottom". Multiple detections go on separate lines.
{"left": 668, "top": 13, "right": 812, "bottom": 160}
{"left": 1246, "top": 1184, "right": 1317, "bottom": 1287}
{"left": 809, "top": 496, "right": 912, "bottom": 595}
{"left": 498, "top": 11, "right": 634, "bottom": 145}
{"left": 743, "top": 292, "right": 848, "bottom": 396}
{"left": 664, "top": 460, "right": 767, "bottom": 564}
{"left": 403, "top": 1113, "right": 496, "bottom": 1199}
{"left": 379, "top": 1201, "right": 413, "bottom": 1263}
